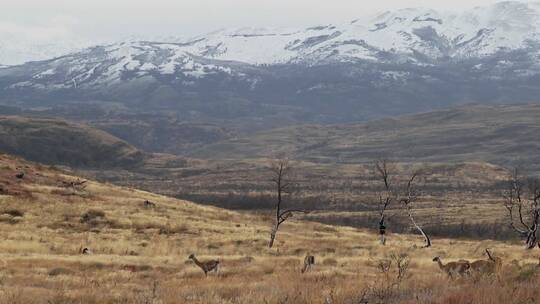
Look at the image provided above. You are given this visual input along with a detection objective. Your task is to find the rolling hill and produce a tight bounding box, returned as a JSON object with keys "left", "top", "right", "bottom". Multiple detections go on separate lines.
{"left": 0, "top": 116, "right": 144, "bottom": 168}
{"left": 193, "top": 104, "right": 540, "bottom": 172}
{"left": 0, "top": 153, "right": 539, "bottom": 303}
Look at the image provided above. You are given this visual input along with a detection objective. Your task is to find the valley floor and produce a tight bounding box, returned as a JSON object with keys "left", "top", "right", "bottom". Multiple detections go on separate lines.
{"left": 0, "top": 154, "right": 539, "bottom": 303}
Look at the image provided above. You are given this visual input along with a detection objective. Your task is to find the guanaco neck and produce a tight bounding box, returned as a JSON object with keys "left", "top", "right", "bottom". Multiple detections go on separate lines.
{"left": 191, "top": 256, "right": 204, "bottom": 268}
{"left": 486, "top": 250, "right": 494, "bottom": 261}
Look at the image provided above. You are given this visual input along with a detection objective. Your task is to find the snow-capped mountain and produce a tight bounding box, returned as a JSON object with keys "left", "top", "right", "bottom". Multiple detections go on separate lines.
{"left": 179, "top": 1, "right": 540, "bottom": 64}
{"left": 4, "top": 1, "right": 540, "bottom": 87}
{"left": 1, "top": 1, "right": 540, "bottom": 124}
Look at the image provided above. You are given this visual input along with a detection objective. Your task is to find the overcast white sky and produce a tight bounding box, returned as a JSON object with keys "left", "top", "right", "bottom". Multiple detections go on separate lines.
{"left": 0, "top": 0, "right": 531, "bottom": 42}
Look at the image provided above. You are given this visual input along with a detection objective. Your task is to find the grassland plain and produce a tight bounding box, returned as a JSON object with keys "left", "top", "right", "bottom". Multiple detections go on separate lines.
{"left": 1, "top": 153, "right": 540, "bottom": 304}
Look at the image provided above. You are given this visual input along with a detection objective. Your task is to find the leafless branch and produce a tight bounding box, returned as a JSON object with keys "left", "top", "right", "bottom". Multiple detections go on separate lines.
{"left": 268, "top": 157, "right": 306, "bottom": 248}
{"left": 503, "top": 167, "right": 540, "bottom": 249}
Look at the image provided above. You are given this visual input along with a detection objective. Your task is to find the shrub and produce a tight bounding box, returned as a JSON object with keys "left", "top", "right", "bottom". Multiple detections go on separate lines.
{"left": 323, "top": 258, "right": 338, "bottom": 266}
{"left": 0, "top": 215, "right": 21, "bottom": 224}
{"left": 80, "top": 209, "right": 106, "bottom": 223}
{"left": 516, "top": 267, "right": 538, "bottom": 282}
{"left": 1, "top": 209, "right": 24, "bottom": 217}
{"left": 48, "top": 267, "right": 74, "bottom": 277}
{"left": 158, "top": 224, "right": 189, "bottom": 235}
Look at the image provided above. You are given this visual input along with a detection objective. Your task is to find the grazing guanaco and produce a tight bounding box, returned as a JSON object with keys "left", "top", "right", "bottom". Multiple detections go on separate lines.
{"left": 143, "top": 200, "right": 156, "bottom": 208}
{"left": 78, "top": 246, "right": 91, "bottom": 255}
{"left": 432, "top": 257, "right": 470, "bottom": 279}
{"left": 301, "top": 254, "right": 315, "bottom": 273}
{"left": 188, "top": 254, "right": 220, "bottom": 277}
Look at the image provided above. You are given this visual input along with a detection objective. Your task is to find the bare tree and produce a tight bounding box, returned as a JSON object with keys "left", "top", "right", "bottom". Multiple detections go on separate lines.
{"left": 399, "top": 171, "right": 431, "bottom": 247}
{"left": 268, "top": 158, "right": 307, "bottom": 248}
{"left": 503, "top": 168, "right": 540, "bottom": 249}
{"left": 375, "top": 160, "right": 395, "bottom": 245}
{"left": 374, "top": 160, "right": 431, "bottom": 247}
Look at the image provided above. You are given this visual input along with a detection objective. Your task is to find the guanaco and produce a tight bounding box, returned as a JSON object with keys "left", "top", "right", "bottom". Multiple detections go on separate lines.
{"left": 485, "top": 248, "right": 503, "bottom": 274}
{"left": 485, "top": 249, "right": 501, "bottom": 266}
{"left": 432, "top": 257, "right": 470, "bottom": 279}
{"left": 470, "top": 248, "right": 502, "bottom": 274}
{"left": 188, "top": 254, "right": 220, "bottom": 276}
{"left": 78, "top": 246, "right": 91, "bottom": 255}
{"left": 301, "top": 254, "right": 315, "bottom": 273}
{"left": 143, "top": 200, "right": 156, "bottom": 208}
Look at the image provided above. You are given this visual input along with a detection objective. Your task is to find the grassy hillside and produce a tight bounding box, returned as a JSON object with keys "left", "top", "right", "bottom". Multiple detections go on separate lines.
{"left": 0, "top": 116, "right": 144, "bottom": 168}
{"left": 84, "top": 156, "right": 512, "bottom": 239}
{"left": 1, "top": 153, "right": 539, "bottom": 303}
{"left": 193, "top": 104, "right": 540, "bottom": 172}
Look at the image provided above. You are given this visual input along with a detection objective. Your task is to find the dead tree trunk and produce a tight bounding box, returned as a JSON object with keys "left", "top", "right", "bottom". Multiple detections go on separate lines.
{"left": 403, "top": 202, "right": 431, "bottom": 247}
{"left": 267, "top": 158, "right": 307, "bottom": 248}
{"left": 503, "top": 168, "right": 540, "bottom": 250}
{"left": 401, "top": 172, "right": 431, "bottom": 248}
{"left": 373, "top": 161, "right": 430, "bottom": 247}
{"left": 375, "top": 160, "right": 393, "bottom": 246}
{"left": 269, "top": 224, "right": 278, "bottom": 248}
{"left": 379, "top": 217, "right": 386, "bottom": 245}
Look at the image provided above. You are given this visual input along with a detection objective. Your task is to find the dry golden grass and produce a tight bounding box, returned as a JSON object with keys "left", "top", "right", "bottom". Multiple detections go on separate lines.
{"left": 1, "top": 154, "right": 540, "bottom": 303}
{"left": 86, "top": 157, "right": 512, "bottom": 238}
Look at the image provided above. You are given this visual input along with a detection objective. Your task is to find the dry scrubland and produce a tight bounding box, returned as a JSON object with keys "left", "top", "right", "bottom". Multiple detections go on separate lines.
{"left": 1, "top": 154, "right": 540, "bottom": 303}
{"left": 87, "top": 157, "right": 512, "bottom": 239}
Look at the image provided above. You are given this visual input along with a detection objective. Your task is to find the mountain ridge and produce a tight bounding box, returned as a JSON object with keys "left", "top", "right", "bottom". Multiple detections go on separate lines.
{"left": 1, "top": 1, "right": 540, "bottom": 131}
{"left": 3, "top": 1, "right": 540, "bottom": 66}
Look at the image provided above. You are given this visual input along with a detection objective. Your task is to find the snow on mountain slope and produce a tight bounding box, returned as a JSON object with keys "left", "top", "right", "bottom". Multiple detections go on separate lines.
{"left": 177, "top": 1, "right": 540, "bottom": 64}
{"left": 0, "top": 32, "right": 191, "bottom": 66}
{"left": 3, "top": 41, "right": 245, "bottom": 90}
{"left": 2, "top": 1, "right": 540, "bottom": 90}
{"left": 2, "top": 1, "right": 540, "bottom": 68}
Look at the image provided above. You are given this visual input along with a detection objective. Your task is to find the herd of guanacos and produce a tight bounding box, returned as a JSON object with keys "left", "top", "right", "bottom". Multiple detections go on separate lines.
{"left": 184, "top": 249, "right": 502, "bottom": 278}
{"left": 185, "top": 248, "right": 508, "bottom": 278}
{"left": 78, "top": 245, "right": 540, "bottom": 279}
{"left": 187, "top": 253, "right": 314, "bottom": 277}
{"left": 432, "top": 248, "right": 503, "bottom": 279}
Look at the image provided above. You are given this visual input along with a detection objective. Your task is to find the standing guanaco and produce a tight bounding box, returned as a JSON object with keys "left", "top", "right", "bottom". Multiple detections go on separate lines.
{"left": 485, "top": 249, "right": 502, "bottom": 272}
{"left": 432, "top": 257, "right": 470, "bottom": 279}
{"left": 188, "top": 254, "right": 220, "bottom": 277}
{"left": 469, "top": 249, "right": 503, "bottom": 275}
{"left": 301, "top": 254, "right": 315, "bottom": 273}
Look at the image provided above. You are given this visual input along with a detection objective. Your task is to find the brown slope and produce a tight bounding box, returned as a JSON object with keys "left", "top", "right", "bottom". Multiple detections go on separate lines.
{"left": 0, "top": 116, "right": 144, "bottom": 168}
{"left": 192, "top": 104, "right": 540, "bottom": 171}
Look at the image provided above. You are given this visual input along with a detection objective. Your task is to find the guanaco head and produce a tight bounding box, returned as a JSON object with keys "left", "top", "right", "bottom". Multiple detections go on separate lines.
{"left": 432, "top": 256, "right": 441, "bottom": 262}
{"left": 188, "top": 254, "right": 195, "bottom": 260}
